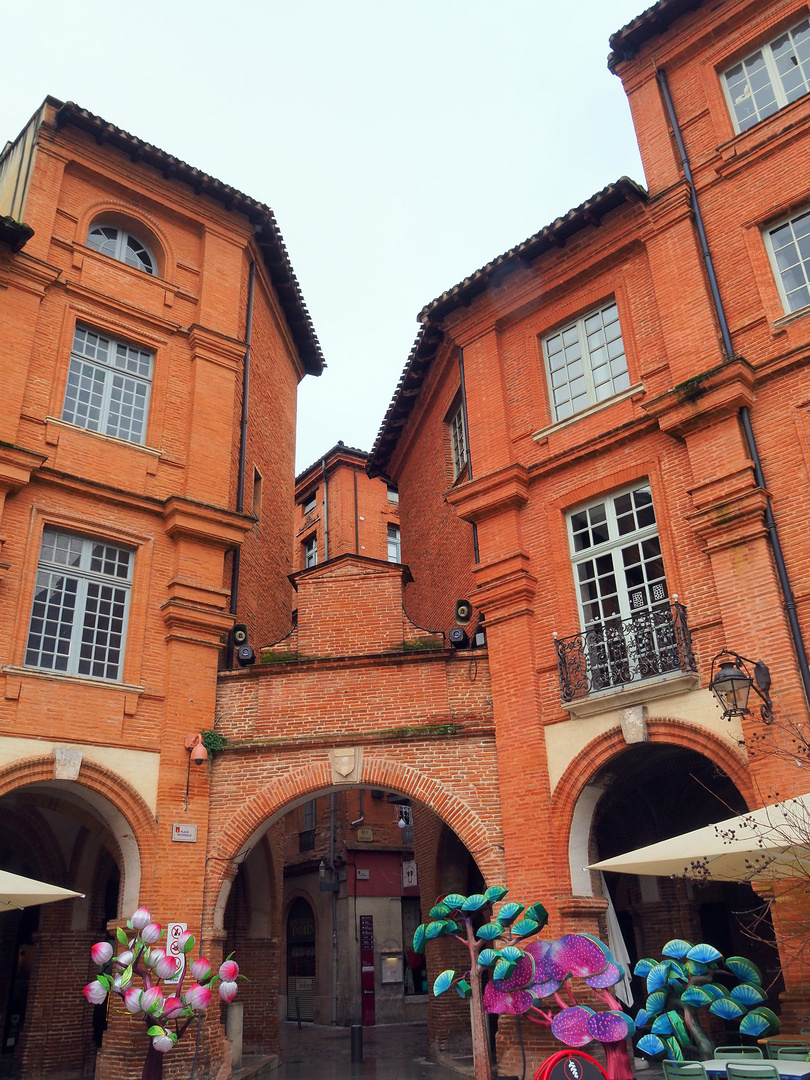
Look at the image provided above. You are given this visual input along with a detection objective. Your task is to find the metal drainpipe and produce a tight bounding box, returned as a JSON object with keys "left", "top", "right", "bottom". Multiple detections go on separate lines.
{"left": 457, "top": 347, "right": 480, "bottom": 563}
{"left": 227, "top": 259, "right": 256, "bottom": 668}
{"left": 322, "top": 457, "right": 329, "bottom": 561}
{"left": 657, "top": 69, "right": 810, "bottom": 707}
{"left": 330, "top": 793, "right": 338, "bottom": 1024}
{"left": 657, "top": 70, "right": 733, "bottom": 360}
{"left": 353, "top": 469, "right": 359, "bottom": 554}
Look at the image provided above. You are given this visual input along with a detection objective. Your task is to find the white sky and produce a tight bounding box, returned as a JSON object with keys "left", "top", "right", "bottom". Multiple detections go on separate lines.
{"left": 3, "top": 1, "right": 647, "bottom": 474}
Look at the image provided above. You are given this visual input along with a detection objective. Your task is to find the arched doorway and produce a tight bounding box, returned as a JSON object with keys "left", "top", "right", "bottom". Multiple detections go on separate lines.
{"left": 217, "top": 780, "right": 491, "bottom": 1070}
{"left": 586, "top": 744, "right": 782, "bottom": 1009}
{"left": 286, "top": 898, "right": 316, "bottom": 1022}
{"left": 0, "top": 778, "right": 131, "bottom": 1080}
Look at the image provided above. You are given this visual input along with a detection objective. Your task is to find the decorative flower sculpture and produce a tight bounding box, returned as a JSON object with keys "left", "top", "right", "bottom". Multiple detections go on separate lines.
{"left": 413, "top": 888, "right": 635, "bottom": 1080}
{"left": 82, "top": 906, "right": 242, "bottom": 1080}
{"left": 633, "top": 939, "right": 780, "bottom": 1062}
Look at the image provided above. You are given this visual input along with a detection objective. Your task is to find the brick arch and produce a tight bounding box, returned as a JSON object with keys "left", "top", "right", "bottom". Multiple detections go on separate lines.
{"left": 207, "top": 754, "right": 505, "bottom": 931}
{"left": 0, "top": 755, "right": 157, "bottom": 912}
{"left": 550, "top": 718, "right": 755, "bottom": 894}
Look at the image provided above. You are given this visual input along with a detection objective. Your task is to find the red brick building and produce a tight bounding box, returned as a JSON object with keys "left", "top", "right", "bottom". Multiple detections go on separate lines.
{"left": 7, "top": 1, "right": 810, "bottom": 1078}
{"left": 368, "top": 0, "right": 810, "bottom": 1068}
{"left": 293, "top": 442, "right": 400, "bottom": 572}
{"left": 0, "top": 97, "right": 322, "bottom": 1080}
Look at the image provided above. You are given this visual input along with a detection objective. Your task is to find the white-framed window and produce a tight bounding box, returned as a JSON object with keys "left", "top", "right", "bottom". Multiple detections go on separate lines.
{"left": 765, "top": 208, "right": 810, "bottom": 313}
{"left": 387, "top": 523, "right": 401, "bottom": 563}
{"left": 568, "top": 484, "right": 675, "bottom": 690}
{"left": 543, "top": 301, "right": 629, "bottom": 423}
{"left": 63, "top": 324, "right": 153, "bottom": 445}
{"left": 304, "top": 535, "right": 318, "bottom": 568}
{"left": 722, "top": 19, "right": 810, "bottom": 134}
{"left": 87, "top": 223, "right": 156, "bottom": 275}
{"left": 25, "top": 528, "right": 133, "bottom": 681}
{"left": 302, "top": 490, "right": 317, "bottom": 515}
{"left": 386, "top": 485, "right": 399, "bottom": 504}
{"left": 449, "top": 402, "right": 468, "bottom": 478}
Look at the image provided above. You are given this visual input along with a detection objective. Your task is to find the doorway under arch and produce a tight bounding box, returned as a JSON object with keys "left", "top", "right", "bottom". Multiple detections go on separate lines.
{"left": 580, "top": 743, "right": 783, "bottom": 1013}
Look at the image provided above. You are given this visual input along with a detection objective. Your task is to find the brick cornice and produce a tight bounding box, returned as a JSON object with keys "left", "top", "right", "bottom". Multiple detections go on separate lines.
{"left": 0, "top": 442, "right": 47, "bottom": 493}
{"left": 472, "top": 552, "right": 537, "bottom": 625}
{"left": 162, "top": 496, "right": 253, "bottom": 548}
{"left": 445, "top": 462, "right": 530, "bottom": 524}
{"left": 641, "top": 356, "right": 755, "bottom": 437}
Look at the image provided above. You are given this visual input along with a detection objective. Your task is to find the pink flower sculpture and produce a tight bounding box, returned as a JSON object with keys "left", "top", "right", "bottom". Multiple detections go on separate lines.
{"left": 81, "top": 905, "right": 241, "bottom": 1080}
{"left": 91, "top": 941, "right": 114, "bottom": 965}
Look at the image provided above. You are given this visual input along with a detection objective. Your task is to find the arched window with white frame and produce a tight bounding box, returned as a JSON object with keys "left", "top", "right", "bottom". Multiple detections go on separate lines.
{"left": 86, "top": 223, "right": 156, "bottom": 275}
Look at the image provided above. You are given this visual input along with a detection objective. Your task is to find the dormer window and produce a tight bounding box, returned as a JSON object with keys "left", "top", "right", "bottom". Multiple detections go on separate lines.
{"left": 87, "top": 224, "right": 156, "bottom": 275}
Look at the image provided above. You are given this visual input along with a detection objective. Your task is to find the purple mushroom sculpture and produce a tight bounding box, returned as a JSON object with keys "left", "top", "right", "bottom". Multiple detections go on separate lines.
{"left": 482, "top": 932, "right": 635, "bottom": 1080}
{"left": 415, "top": 889, "right": 635, "bottom": 1080}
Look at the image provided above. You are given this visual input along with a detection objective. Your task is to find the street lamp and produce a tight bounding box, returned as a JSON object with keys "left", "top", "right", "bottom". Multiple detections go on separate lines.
{"left": 710, "top": 649, "right": 774, "bottom": 723}
{"left": 319, "top": 860, "right": 340, "bottom": 892}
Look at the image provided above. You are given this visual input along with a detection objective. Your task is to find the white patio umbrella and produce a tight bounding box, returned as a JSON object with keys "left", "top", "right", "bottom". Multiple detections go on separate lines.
{"left": 0, "top": 869, "right": 84, "bottom": 910}
{"left": 588, "top": 794, "right": 810, "bottom": 882}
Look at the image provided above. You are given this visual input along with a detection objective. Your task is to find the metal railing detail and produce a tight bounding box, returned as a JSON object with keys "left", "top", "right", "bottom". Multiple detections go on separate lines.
{"left": 554, "top": 602, "right": 696, "bottom": 703}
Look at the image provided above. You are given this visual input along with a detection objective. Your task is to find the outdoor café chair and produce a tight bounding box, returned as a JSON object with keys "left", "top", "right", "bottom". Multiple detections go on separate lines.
{"left": 776, "top": 1048, "right": 810, "bottom": 1061}
{"left": 662, "top": 1061, "right": 709, "bottom": 1080}
{"left": 716, "top": 1048, "right": 764, "bottom": 1059}
{"left": 725, "top": 1063, "right": 781, "bottom": 1080}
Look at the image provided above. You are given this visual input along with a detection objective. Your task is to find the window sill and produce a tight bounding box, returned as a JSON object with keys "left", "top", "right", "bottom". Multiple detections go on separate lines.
{"left": 45, "top": 417, "right": 160, "bottom": 456}
{"left": 559, "top": 669, "right": 699, "bottom": 718}
{"left": 3, "top": 665, "right": 144, "bottom": 694}
{"left": 532, "top": 383, "right": 645, "bottom": 443}
{"left": 772, "top": 304, "right": 810, "bottom": 331}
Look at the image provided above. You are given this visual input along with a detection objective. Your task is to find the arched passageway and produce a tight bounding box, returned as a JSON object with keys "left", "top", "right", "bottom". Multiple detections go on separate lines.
{"left": 217, "top": 781, "right": 492, "bottom": 1070}
{"left": 0, "top": 773, "right": 145, "bottom": 1080}
{"left": 580, "top": 743, "right": 783, "bottom": 1012}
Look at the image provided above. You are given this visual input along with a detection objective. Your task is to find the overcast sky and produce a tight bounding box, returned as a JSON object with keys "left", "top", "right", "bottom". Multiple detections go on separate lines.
{"left": 3, "top": 1, "right": 647, "bottom": 474}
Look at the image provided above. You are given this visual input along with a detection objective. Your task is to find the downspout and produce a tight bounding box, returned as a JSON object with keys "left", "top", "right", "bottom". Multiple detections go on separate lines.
{"left": 657, "top": 71, "right": 733, "bottom": 360}
{"left": 330, "top": 793, "right": 338, "bottom": 1024}
{"left": 657, "top": 70, "right": 810, "bottom": 707}
{"left": 322, "top": 456, "right": 330, "bottom": 561}
{"left": 353, "top": 469, "right": 359, "bottom": 554}
{"left": 458, "top": 347, "right": 480, "bottom": 563}
{"left": 228, "top": 259, "right": 256, "bottom": 667}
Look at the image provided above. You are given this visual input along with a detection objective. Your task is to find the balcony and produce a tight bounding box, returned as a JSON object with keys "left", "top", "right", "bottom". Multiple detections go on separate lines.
{"left": 554, "top": 601, "right": 698, "bottom": 715}
{"left": 298, "top": 829, "right": 315, "bottom": 852}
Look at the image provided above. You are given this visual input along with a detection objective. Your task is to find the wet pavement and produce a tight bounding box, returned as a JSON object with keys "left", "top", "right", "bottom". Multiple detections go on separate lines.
{"left": 235, "top": 1021, "right": 667, "bottom": 1080}
{"left": 272, "top": 1021, "right": 470, "bottom": 1080}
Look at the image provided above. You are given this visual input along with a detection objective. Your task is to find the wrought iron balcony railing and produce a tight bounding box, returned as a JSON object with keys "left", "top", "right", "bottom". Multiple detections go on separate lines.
{"left": 298, "top": 829, "right": 315, "bottom": 852}
{"left": 554, "top": 601, "right": 696, "bottom": 704}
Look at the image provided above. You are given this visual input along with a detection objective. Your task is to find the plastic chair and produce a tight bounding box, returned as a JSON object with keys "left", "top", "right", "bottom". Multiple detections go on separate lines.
{"left": 725, "top": 1064, "right": 781, "bottom": 1080}
{"left": 715, "top": 1048, "right": 765, "bottom": 1060}
{"left": 662, "top": 1062, "right": 709, "bottom": 1080}
{"left": 776, "top": 1046, "right": 810, "bottom": 1060}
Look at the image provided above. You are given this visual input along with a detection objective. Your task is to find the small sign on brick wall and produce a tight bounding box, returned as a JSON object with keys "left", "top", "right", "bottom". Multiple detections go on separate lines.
{"left": 356, "top": 826, "right": 373, "bottom": 842}
{"left": 172, "top": 823, "right": 197, "bottom": 843}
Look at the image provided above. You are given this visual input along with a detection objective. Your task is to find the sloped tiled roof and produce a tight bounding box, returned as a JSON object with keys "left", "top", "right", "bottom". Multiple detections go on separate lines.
{"left": 54, "top": 100, "right": 324, "bottom": 376}
{"left": 368, "top": 177, "right": 647, "bottom": 475}
{"left": 608, "top": 0, "right": 706, "bottom": 71}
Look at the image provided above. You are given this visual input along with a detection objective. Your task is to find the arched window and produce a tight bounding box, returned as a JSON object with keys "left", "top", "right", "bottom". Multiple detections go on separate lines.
{"left": 86, "top": 224, "right": 156, "bottom": 275}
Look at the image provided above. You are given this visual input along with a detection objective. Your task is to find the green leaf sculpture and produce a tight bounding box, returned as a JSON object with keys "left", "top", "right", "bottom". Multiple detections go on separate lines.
{"left": 634, "top": 939, "right": 779, "bottom": 1062}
